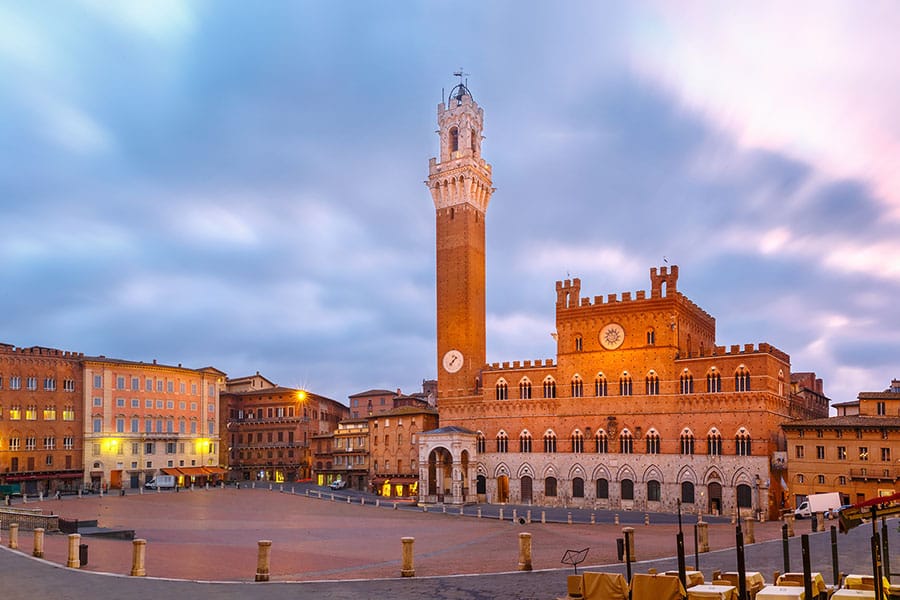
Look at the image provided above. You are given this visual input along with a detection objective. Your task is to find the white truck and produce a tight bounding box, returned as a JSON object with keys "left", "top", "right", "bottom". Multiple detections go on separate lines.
{"left": 794, "top": 492, "right": 842, "bottom": 519}
{"left": 145, "top": 475, "right": 176, "bottom": 490}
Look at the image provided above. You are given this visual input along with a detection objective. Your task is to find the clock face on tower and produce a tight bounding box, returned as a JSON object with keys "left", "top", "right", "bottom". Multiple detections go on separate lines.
{"left": 442, "top": 349, "right": 464, "bottom": 373}
{"left": 599, "top": 323, "right": 625, "bottom": 350}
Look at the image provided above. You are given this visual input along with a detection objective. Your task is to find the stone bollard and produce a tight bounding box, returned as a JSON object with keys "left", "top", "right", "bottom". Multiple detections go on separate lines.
{"left": 614, "top": 514, "right": 620, "bottom": 525}
{"left": 23, "top": 494, "right": 28, "bottom": 503}
{"left": 130, "top": 538, "right": 147, "bottom": 576}
{"left": 280, "top": 485, "right": 283, "bottom": 493}
{"left": 39, "top": 492, "right": 44, "bottom": 502}
{"left": 568, "top": 512, "right": 573, "bottom": 525}
{"left": 541, "top": 511, "right": 546, "bottom": 524}
{"left": 518, "top": 532, "right": 533, "bottom": 571}
{"left": 591, "top": 513, "right": 596, "bottom": 525}
{"left": 401, "top": 537, "right": 415, "bottom": 577}
{"left": 361, "top": 498, "right": 365, "bottom": 506}
{"left": 512, "top": 509, "right": 517, "bottom": 522}
{"left": 331, "top": 494, "right": 335, "bottom": 501}
{"left": 375, "top": 499, "right": 380, "bottom": 507}
{"left": 644, "top": 514, "right": 650, "bottom": 526}
{"left": 9, "top": 523, "right": 18, "bottom": 549}
{"left": 347, "top": 496, "right": 351, "bottom": 504}
{"left": 743, "top": 517, "right": 756, "bottom": 544}
{"left": 33, "top": 528, "right": 45, "bottom": 558}
{"left": 317, "top": 491, "right": 322, "bottom": 499}
{"left": 814, "top": 512, "right": 825, "bottom": 533}
{"left": 697, "top": 521, "right": 710, "bottom": 552}
{"left": 255, "top": 540, "right": 272, "bottom": 582}
{"left": 477, "top": 507, "right": 482, "bottom": 518}
{"left": 442, "top": 505, "right": 446, "bottom": 514}
{"left": 139, "top": 487, "right": 143, "bottom": 495}
{"left": 526, "top": 510, "right": 532, "bottom": 524}
{"left": 423, "top": 505, "right": 428, "bottom": 513}
{"left": 67, "top": 533, "right": 81, "bottom": 568}
{"left": 157, "top": 485, "right": 161, "bottom": 494}
{"left": 252, "top": 481, "right": 256, "bottom": 489}
{"left": 459, "top": 506, "right": 464, "bottom": 516}
{"left": 206, "top": 483, "right": 210, "bottom": 491}
{"left": 393, "top": 502, "right": 398, "bottom": 510}
{"left": 622, "top": 527, "right": 636, "bottom": 561}
{"left": 499, "top": 508, "right": 504, "bottom": 521}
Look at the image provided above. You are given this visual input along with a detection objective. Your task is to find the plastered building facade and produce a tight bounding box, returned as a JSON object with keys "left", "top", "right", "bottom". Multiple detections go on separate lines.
{"left": 418, "top": 81, "right": 827, "bottom": 519}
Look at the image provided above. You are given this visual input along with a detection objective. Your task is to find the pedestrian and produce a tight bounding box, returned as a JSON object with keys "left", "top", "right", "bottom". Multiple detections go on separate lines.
{"left": 55, "top": 490, "right": 61, "bottom": 500}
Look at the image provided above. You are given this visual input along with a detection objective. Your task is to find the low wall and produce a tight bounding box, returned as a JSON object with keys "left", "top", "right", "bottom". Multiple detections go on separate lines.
{"left": 0, "top": 508, "right": 59, "bottom": 532}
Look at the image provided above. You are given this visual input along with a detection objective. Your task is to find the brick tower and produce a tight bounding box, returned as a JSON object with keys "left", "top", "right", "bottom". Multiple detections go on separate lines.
{"left": 427, "top": 78, "right": 494, "bottom": 397}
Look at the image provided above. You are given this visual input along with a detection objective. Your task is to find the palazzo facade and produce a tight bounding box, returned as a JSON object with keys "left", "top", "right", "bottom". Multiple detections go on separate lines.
{"left": 418, "top": 80, "right": 827, "bottom": 519}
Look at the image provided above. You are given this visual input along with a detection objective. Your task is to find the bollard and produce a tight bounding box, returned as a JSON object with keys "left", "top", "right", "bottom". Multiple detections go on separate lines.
{"left": 255, "top": 540, "right": 272, "bottom": 582}
{"left": 518, "top": 532, "right": 533, "bottom": 571}
{"left": 206, "top": 483, "right": 210, "bottom": 490}
{"left": 743, "top": 517, "right": 756, "bottom": 544}
{"left": 499, "top": 508, "right": 504, "bottom": 521}
{"left": 331, "top": 494, "right": 335, "bottom": 501}
{"left": 39, "top": 492, "right": 44, "bottom": 502}
{"left": 697, "top": 521, "right": 710, "bottom": 552}
{"left": 591, "top": 513, "right": 595, "bottom": 525}
{"left": 23, "top": 494, "right": 27, "bottom": 503}
{"left": 9, "top": 523, "right": 19, "bottom": 549}
{"left": 614, "top": 514, "right": 620, "bottom": 525}
{"left": 347, "top": 496, "right": 351, "bottom": 504}
{"left": 644, "top": 514, "right": 650, "bottom": 526}
{"left": 401, "top": 537, "right": 415, "bottom": 577}
{"left": 139, "top": 486, "right": 143, "bottom": 495}
{"left": 477, "top": 507, "right": 482, "bottom": 518}
{"left": 423, "top": 505, "right": 428, "bottom": 513}
{"left": 814, "top": 512, "right": 824, "bottom": 533}
{"left": 460, "top": 506, "right": 464, "bottom": 516}
{"left": 33, "top": 528, "right": 45, "bottom": 558}
{"left": 512, "top": 509, "right": 517, "bottom": 522}
{"left": 269, "top": 484, "right": 273, "bottom": 491}
{"left": 622, "top": 527, "right": 636, "bottom": 561}
{"left": 541, "top": 511, "right": 546, "bottom": 524}
{"left": 568, "top": 512, "right": 573, "bottom": 525}
{"left": 130, "top": 538, "right": 147, "bottom": 576}
{"left": 526, "top": 509, "right": 532, "bottom": 524}
{"left": 442, "top": 505, "right": 446, "bottom": 514}
{"left": 361, "top": 498, "right": 365, "bottom": 506}
{"left": 376, "top": 499, "right": 380, "bottom": 507}
{"left": 785, "top": 512, "right": 795, "bottom": 537}
{"left": 393, "top": 502, "right": 398, "bottom": 510}
{"left": 66, "top": 533, "right": 81, "bottom": 568}
{"left": 252, "top": 481, "right": 256, "bottom": 489}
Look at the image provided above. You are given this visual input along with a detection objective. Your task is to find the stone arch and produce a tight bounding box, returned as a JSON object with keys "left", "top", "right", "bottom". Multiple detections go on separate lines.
{"left": 676, "top": 465, "right": 698, "bottom": 483}
{"left": 615, "top": 464, "right": 636, "bottom": 482}
{"left": 568, "top": 463, "right": 586, "bottom": 480}
{"left": 591, "top": 464, "right": 612, "bottom": 481}
{"left": 476, "top": 463, "right": 488, "bottom": 476}
{"left": 703, "top": 465, "right": 726, "bottom": 485}
{"left": 730, "top": 467, "right": 755, "bottom": 488}
{"left": 493, "top": 462, "right": 510, "bottom": 478}
{"left": 540, "top": 463, "right": 558, "bottom": 479}
{"left": 642, "top": 464, "right": 664, "bottom": 483}
{"left": 516, "top": 462, "right": 535, "bottom": 479}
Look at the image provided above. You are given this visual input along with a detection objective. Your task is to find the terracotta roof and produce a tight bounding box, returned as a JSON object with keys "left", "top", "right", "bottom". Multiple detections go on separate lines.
{"left": 348, "top": 389, "right": 397, "bottom": 398}
{"left": 782, "top": 416, "right": 900, "bottom": 428}
{"left": 367, "top": 405, "right": 438, "bottom": 418}
{"left": 422, "top": 425, "right": 476, "bottom": 435}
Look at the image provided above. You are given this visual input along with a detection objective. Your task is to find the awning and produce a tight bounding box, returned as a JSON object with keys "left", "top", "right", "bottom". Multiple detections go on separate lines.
{"left": 5, "top": 471, "right": 83, "bottom": 482}
{"left": 161, "top": 468, "right": 184, "bottom": 476}
{"left": 178, "top": 467, "right": 209, "bottom": 477}
{"left": 202, "top": 467, "right": 228, "bottom": 475}
{"left": 373, "top": 477, "right": 418, "bottom": 486}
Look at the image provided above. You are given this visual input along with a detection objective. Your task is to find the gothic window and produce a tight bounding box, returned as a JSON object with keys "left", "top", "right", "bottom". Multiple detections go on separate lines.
{"left": 735, "top": 367, "right": 751, "bottom": 392}
{"left": 735, "top": 428, "right": 752, "bottom": 456}
{"left": 544, "top": 477, "right": 558, "bottom": 497}
{"left": 596, "top": 478, "right": 609, "bottom": 499}
{"left": 496, "top": 430, "right": 508, "bottom": 453}
{"left": 449, "top": 126, "right": 459, "bottom": 152}
{"left": 646, "top": 328, "right": 656, "bottom": 345}
{"left": 574, "top": 335, "right": 583, "bottom": 352}
{"left": 543, "top": 377, "right": 557, "bottom": 399}
{"left": 706, "top": 370, "right": 722, "bottom": 393}
{"left": 680, "top": 372, "right": 694, "bottom": 394}
{"left": 621, "top": 479, "right": 634, "bottom": 500}
{"left": 646, "top": 429, "right": 660, "bottom": 454}
{"left": 476, "top": 432, "right": 486, "bottom": 454}
{"left": 571, "top": 430, "right": 584, "bottom": 453}
{"left": 571, "top": 375, "right": 584, "bottom": 398}
{"left": 543, "top": 430, "right": 557, "bottom": 453}
{"left": 495, "top": 379, "right": 508, "bottom": 401}
{"left": 519, "top": 430, "right": 532, "bottom": 453}
{"left": 519, "top": 378, "right": 532, "bottom": 400}
{"left": 736, "top": 484, "right": 752, "bottom": 508}
{"left": 647, "top": 480, "right": 661, "bottom": 502}
{"left": 680, "top": 429, "right": 695, "bottom": 455}
{"left": 681, "top": 481, "right": 695, "bottom": 504}
{"left": 595, "top": 374, "right": 608, "bottom": 397}
{"left": 707, "top": 429, "right": 723, "bottom": 456}
{"left": 645, "top": 372, "right": 660, "bottom": 395}
{"left": 619, "top": 373, "right": 633, "bottom": 396}
{"left": 619, "top": 429, "right": 634, "bottom": 454}
{"left": 572, "top": 477, "right": 584, "bottom": 498}
{"left": 595, "top": 430, "right": 608, "bottom": 453}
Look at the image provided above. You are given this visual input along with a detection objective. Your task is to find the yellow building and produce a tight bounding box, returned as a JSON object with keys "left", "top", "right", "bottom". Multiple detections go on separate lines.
{"left": 782, "top": 379, "right": 900, "bottom": 507}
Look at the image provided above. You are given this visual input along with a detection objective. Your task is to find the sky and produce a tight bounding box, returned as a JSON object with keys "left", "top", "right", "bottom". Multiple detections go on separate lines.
{"left": 1, "top": 1, "right": 898, "bottom": 406}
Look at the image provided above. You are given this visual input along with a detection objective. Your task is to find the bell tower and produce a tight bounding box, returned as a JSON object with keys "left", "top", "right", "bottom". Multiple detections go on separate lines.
{"left": 427, "top": 76, "right": 493, "bottom": 397}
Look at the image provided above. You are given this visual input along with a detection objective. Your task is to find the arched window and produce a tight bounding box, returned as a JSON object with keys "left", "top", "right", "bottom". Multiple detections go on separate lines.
{"left": 680, "top": 429, "right": 695, "bottom": 455}
{"left": 619, "top": 372, "right": 633, "bottom": 396}
{"left": 476, "top": 431, "right": 486, "bottom": 454}
{"left": 543, "top": 430, "right": 557, "bottom": 453}
{"left": 519, "top": 378, "right": 532, "bottom": 400}
{"left": 797, "top": 473, "right": 805, "bottom": 483}
{"left": 645, "top": 372, "right": 660, "bottom": 395}
{"left": 596, "top": 478, "right": 609, "bottom": 499}
{"left": 574, "top": 335, "right": 583, "bottom": 352}
{"left": 680, "top": 371, "right": 694, "bottom": 394}
{"left": 646, "top": 429, "right": 660, "bottom": 454}
{"left": 681, "top": 481, "right": 695, "bottom": 504}
{"left": 519, "top": 431, "right": 532, "bottom": 453}
{"left": 706, "top": 369, "right": 722, "bottom": 393}
{"left": 595, "top": 430, "right": 608, "bottom": 453}
{"left": 735, "top": 367, "right": 751, "bottom": 392}
{"left": 449, "top": 126, "right": 459, "bottom": 152}
{"left": 545, "top": 477, "right": 558, "bottom": 497}
{"left": 619, "top": 429, "right": 634, "bottom": 454}
{"left": 595, "top": 373, "right": 608, "bottom": 397}
{"left": 496, "top": 430, "right": 508, "bottom": 453}
{"left": 646, "top": 328, "right": 656, "bottom": 345}
{"left": 476, "top": 475, "right": 487, "bottom": 494}
{"left": 621, "top": 479, "right": 634, "bottom": 500}
{"left": 571, "top": 430, "right": 584, "bottom": 453}
{"left": 571, "top": 375, "right": 584, "bottom": 398}
{"left": 495, "top": 379, "right": 508, "bottom": 400}
{"left": 572, "top": 477, "right": 585, "bottom": 498}
{"left": 707, "top": 429, "right": 723, "bottom": 456}
{"left": 736, "top": 484, "right": 752, "bottom": 508}
{"left": 647, "top": 480, "right": 661, "bottom": 502}
{"left": 735, "top": 428, "right": 752, "bottom": 456}
{"left": 543, "top": 377, "right": 557, "bottom": 399}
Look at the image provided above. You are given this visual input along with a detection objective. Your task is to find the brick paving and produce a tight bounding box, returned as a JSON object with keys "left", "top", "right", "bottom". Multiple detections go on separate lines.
{"left": 1, "top": 487, "right": 895, "bottom": 599}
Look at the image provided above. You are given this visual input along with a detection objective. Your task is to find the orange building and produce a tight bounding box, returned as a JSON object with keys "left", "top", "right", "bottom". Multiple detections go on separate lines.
{"left": 82, "top": 356, "right": 226, "bottom": 490}
{"left": 0, "top": 344, "right": 85, "bottom": 496}
{"left": 418, "top": 81, "right": 827, "bottom": 519}
{"left": 222, "top": 377, "right": 347, "bottom": 483}
{"left": 782, "top": 379, "right": 900, "bottom": 508}
{"left": 369, "top": 405, "right": 438, "bottom": 498}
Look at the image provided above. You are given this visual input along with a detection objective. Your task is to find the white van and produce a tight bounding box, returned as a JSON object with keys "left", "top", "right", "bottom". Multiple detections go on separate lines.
{"left": 145, "top": 475, "right": 176, "bottom": 489}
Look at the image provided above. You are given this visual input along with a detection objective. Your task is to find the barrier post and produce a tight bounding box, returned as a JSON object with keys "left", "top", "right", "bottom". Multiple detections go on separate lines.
{"left": 9, "top": 523, "right": 19, "bottom": 549}
{"left": 255, "top": 540, "right": 272, "bottom": 582}
{"left": 33, "top": 527, "right": 45, "bottom": 558}
{"left": 401, "top": 537, "right": 415, "bottom": 577}
{"left": 130, "top": 539, "right": 147, "bottom": 576}
{"left": 67, "top": 533, "right": 81, "bottom": 568}
{"left": 518, "top": 532, "right": 533, "bottom": 571}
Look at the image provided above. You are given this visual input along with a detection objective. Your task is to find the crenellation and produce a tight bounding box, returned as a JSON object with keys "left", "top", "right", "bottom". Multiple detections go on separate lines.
{"left": 636, "top": 291, "right": 646, "bottom": 300}
{"left": 622, "top": 291, "right": 632, "bottom": 301}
